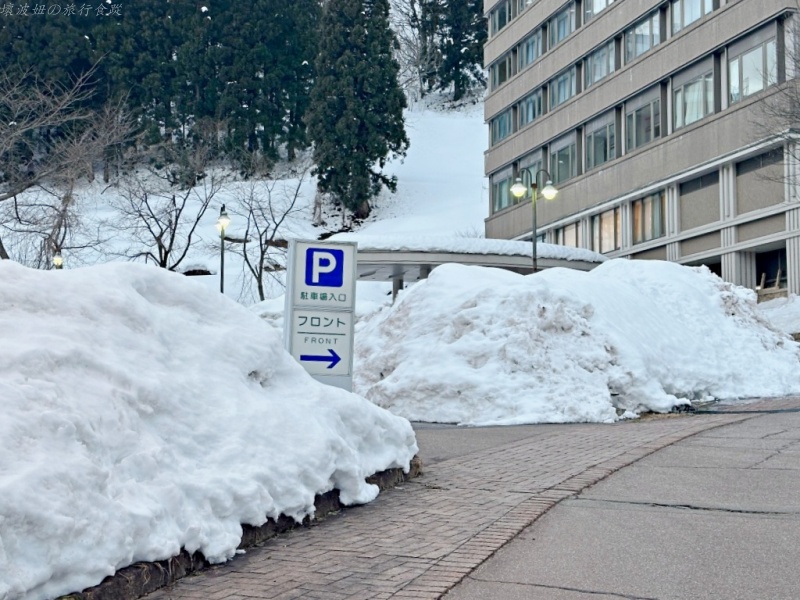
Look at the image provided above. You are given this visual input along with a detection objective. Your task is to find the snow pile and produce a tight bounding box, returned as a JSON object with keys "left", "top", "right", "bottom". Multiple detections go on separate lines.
{"left": 0, "top": 261, "right": 417, "bottom": 600}
{"left": 354, "top": 260, "right": 800, "bottom": 425}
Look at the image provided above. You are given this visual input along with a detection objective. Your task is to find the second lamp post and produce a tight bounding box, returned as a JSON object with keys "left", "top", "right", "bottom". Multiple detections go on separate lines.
{"left": 510, "top": 169, "right": 558, "bottom": 273}
{"left": 216, "top": 205, "right": 231, "bottom": 293}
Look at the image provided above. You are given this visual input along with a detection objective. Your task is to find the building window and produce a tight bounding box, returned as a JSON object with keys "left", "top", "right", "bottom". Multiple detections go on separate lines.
{"left": 671, "top": 0, "right": 713, "bottom": 34}
{"left": 729, "top": 39, "right": 777, "bottom": 104}
{"left": 490, "top": 0, "right": 515, "bottom": 35}
{"left": 625, "top": 12, "right": 660, "bottom": 63}
{"left": 491, "top": 170, "right": 515, "bottom": 213}
{"left": 585, "top": 40, "right": 615, "bottom": 88}
{"left": 549, "top": 66, "right": 577, "bottom": 109}
{"left": 490, "top": 53, "right": 514, "bottom": 90}
{"left": 673, "top": 71, "right": 713, "bottom": 129}
{"left": 519, "top": 89, "right": 544, "bottom": 127}
{"left": 680, "top": 172, "right": 718, "bottom": 195}
{"left": 736, "top": 148, "right": 782, "bottom": 176}
{"left": 632, "top": 192, "right": 666, "bottom": 244}
{"left": 591, "top": 208, "right": 621, "bottom": 253}
{"left": 584, "top": 0, "right": 614, "bottom": 22}
{"left": 519, "top": 30, "right": 543, "bottom": 70}
{"left": 557, "top": 222, "right": 583, "bottom": 247}
{"left": 517, "top": 0, "right": 533, "bottom": 14}
{"left": 550, "top": 142, "right": 577, "bottom": 185}
{"left": 549, "top": 3, "right": 576, "bottom": 48}
{"left": 586, "top": 121, "right": 616, "bottom": 170}
{"left": 491, "top": 109, "right": 513, "bottom": 145}
{"left": 626, "top": 97, "right": 661, "bottom": 151}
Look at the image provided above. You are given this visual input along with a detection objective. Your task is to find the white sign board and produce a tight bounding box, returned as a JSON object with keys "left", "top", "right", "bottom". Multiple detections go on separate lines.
{"left": 292, "top": 241, "right": 356, "bottom": 310}
{"left": 284, "top": 240, "right": 357, "bottom": 390}
{"left": 289, "top": 310, "right": 353, "bottom": 376}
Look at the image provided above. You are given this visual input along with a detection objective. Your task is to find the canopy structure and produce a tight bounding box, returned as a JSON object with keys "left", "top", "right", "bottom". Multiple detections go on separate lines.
{"left": 328, "top": 234, "right": 607, "bottom": 297}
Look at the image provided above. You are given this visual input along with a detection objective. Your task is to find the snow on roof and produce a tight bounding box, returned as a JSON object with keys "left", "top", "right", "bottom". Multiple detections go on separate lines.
{"left": 329, "top": 233, "right": 607, "bottom": 263}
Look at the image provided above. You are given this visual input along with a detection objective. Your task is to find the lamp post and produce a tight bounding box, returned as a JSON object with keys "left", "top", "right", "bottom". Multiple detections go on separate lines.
{"left": 510, "top": 169, "right": 558, "bottom": 272}
{"left": 216, "top": 205, "right": 231, "bottom": 293}
{"left": 52, "top": 251, "right": 63, "bottom": 270}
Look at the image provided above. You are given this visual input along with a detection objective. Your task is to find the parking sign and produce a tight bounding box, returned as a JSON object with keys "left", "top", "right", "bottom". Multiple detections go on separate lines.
{"left": 305, "top": 248, "right": 344, "bottom": 287}
{"left": 291, "top": 241, "right": 356, "bottom": 310}
{"left": 285, "top": 240, "right": 357, "bottom": 391}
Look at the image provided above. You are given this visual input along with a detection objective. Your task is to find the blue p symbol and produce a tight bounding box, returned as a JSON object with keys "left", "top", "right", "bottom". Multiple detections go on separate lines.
{"left": 305, "top": 248, "right": 344, "bottom": 287}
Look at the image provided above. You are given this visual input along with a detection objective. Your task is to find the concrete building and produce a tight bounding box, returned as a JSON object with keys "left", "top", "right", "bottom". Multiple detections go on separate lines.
{"left": 483, "top": 0, "right": 799, "bottom": 297}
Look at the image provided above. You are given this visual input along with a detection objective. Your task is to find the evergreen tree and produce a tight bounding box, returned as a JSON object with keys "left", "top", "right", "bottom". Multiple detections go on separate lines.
{"left": 92, "top": 1, "right": 187, "bottom": 140}
{"left": 0, "top": 12, "right": 99, "bottom": 103}
{"left": 172, "top": 3, "right": 223, "bottom": 136}
{"left": 435, "top": 0, "right": 486, "bottom": 101}
{"left": 279, "top": 0, "right": 319, "bottom": 161}
{"left": 307, "top": 0, "right": 409, "bottom": 219}
{"left": 208, "top": 0, "right": 318, "bottom": 169}
{"left": 1, "top": 0, "right": 321, "bottom": 180}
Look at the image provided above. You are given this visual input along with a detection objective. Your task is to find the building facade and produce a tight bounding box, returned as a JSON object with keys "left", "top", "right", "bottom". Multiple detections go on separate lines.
{"left": 483, "top": 0, "right": 800, "bottom": 295}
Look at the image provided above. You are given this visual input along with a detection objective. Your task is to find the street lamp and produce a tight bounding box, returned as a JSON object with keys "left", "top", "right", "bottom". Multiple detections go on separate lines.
{"left": 216, "top": 205, "right": 231, "bottom": 293}
{"left": 510, "top": 169, "right": 558, "bottom": 272}
{"left": 52, "top": 251, "right": 63, "bottom": 270}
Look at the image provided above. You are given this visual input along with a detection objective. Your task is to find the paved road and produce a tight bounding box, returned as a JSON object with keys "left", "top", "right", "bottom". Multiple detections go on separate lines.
{"left": 145, "top": 398, "right": 800, "bottom": 600}
{"left": 445, "top": 402, "right": 800, "bottom": 600}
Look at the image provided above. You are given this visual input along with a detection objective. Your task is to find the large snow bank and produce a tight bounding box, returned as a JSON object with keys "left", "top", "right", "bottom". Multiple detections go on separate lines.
{"left": 0, "top": 262, "right": 417, "bottom": 600}
{"left": 354, "top": 260, "right": 800, "bottom": 425}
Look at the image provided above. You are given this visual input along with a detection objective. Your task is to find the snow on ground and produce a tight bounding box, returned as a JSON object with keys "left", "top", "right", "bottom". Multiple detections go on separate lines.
{"left": 355, "top": 101, "right": 488, "bottom": 238}
{"left": 353, "top": 260, "right": 800, "bottom": 425}
{"left": 760, "top": 294, "right": 800, "bottom": 335}
{"left": 0, "top": 261, "right": 417, "bottom": 600}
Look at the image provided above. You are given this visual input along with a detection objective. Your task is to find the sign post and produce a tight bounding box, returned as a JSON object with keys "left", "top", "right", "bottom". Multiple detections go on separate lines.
{"left": 284, "top": 240, "right": 357, "bottom": 391}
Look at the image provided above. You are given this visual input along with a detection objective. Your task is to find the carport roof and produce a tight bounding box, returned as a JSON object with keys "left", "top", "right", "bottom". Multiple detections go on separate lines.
{"left": 326, "top": 233, "right": 607, "bottom": 282}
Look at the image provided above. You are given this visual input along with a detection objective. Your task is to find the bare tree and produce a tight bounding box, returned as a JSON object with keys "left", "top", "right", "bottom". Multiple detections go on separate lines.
{"left": 103, "top": 146, "right": 227, "bottom": 271}
{"left": 748, "top": 14, "right": 800, "bottom": 154}
{"left": 0, "top": 68, "right": 95, "bottom": 204}
{"left": 0, "top": 68, "right": 134, "bottom": 263}
{"left": 234, "top": 163, "right": 310, "bottom": 301}
{"left": 0, "top": 189, "right": 76, "bottom": 269}
{"left": 389, "top": 0, "right": 441, "bottom": 100}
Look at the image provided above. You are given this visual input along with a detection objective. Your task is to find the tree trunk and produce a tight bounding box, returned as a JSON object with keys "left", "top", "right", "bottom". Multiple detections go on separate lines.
{"left": 0, "top": 235, "right": 9, "bottom": 260}
{"left": 452, "top": 78, "right": 463, "bottom": 102}
{"left": 354, "top": 199, "right": 371, "bottom": 219}
{"left": 312, "top": 191, "right": 323, "bottom": 226}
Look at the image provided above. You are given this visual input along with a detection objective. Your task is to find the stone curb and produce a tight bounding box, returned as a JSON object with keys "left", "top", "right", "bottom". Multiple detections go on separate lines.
{"left": 56, "top": 456, "right": 423, "bottom": 600}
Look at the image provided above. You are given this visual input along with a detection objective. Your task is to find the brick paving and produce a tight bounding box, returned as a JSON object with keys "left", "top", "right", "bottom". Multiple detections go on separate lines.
{"left": 146, "top": 398, "right": 800, "bottom": 600}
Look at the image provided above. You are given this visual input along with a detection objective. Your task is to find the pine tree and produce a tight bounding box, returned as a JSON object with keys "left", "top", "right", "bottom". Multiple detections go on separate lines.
{"left": 435, "top": 0, "right": 486, "bottom": 101}
{"left": 279, "top": 0, "right": 319, "bottom": 161}
{"left": 307, "top": 0, "right": 409, "bottom": 219}
{"left": 92, "top": 0, "right": 186, "bottom": 139}
{"left": 208, "top": 0, "right": 319, "bottom": 169}
{"left": 0, "top": 11, "right": 98, "bottom": 98}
